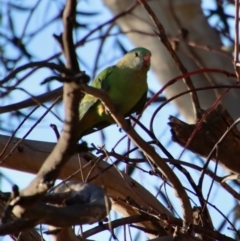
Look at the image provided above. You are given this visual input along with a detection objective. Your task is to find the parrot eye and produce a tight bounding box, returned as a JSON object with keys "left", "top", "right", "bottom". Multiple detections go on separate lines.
{"left": 134, "top": 52, "right": 139, "bottom": 57}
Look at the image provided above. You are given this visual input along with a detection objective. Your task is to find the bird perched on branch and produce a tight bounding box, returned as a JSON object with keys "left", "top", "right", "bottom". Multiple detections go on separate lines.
{"left": 78, "top": 47, "right": 151, "bottom": 138}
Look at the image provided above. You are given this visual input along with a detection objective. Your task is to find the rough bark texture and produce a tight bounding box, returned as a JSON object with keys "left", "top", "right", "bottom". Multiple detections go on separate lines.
{"left": 0, "top": 135, "right": 171, "bottom": 238}
{"left": 0, "top": 200, "right": 42, "bottom": 241}
{"left": 169, "top": 105, "right": 240, "bottom": 174}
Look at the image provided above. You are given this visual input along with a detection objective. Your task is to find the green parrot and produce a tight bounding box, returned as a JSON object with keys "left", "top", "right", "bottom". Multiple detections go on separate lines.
{"left": 78, "top": 47, "right": 151, "bottom": 138}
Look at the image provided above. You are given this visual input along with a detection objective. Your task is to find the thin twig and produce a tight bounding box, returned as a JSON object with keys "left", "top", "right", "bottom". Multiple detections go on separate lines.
{"left": 0, "top": 87, "right": 62, "bottom": 114}
{"left": 234, "top": 0, "right": 240, "bottom": 80}
{"left": 0, "top": 106, "right": 39, "bottom": 157}
{"left": 80, "top": 84, "right": 193, "bottom": 224}
{"left": 0, "top": 97, "right": 60, "bottom": 164}
{"left": 138, "top": 0, "right": 202, "bottom": 119}
{"left": 8, "top": 0, "right": 84, "bottom": 218}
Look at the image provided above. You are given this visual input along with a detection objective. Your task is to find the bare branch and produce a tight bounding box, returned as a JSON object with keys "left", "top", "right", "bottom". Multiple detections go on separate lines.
{"left": 138, "top": 0, "right": 202, "bottom": 119}
{"left": 0, "top": 182, "right": 111, "bottom": 235}
{"left": 234, "top": 0, "right": 240, "bottom": 79}
{"left": 169, "top": 105, "right": 240, "bottom": 175}
{"left": 0, "top": 134, "right": 174, "bottom": 237}
{"left": 7, "top": 0, "right": 85, "bottom": 221}
{"left": 0, "top": 87, "right": 62, "bottom": 114}
{"left": 79, "top": 83, "right": 193, "bottom": 224}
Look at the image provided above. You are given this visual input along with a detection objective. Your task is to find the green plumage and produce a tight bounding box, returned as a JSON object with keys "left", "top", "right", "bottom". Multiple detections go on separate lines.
{"left": 78, "top": 47, "right": 151, "bottom": 138}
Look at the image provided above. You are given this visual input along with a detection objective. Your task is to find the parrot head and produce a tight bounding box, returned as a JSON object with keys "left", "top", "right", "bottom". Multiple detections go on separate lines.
{"left": 118, "top": 47, "right": 151, "bottom": 71}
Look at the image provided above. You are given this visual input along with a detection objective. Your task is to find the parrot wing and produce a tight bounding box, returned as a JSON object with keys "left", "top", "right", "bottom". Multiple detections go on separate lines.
{"left": 80, "top": 90, "right": 147, "bottom": 136}
{"left": 131, "top": 90, "right": 147, "bottom": 115}
{"left": 79, "top": 66, "right": 114, "bottom": 120}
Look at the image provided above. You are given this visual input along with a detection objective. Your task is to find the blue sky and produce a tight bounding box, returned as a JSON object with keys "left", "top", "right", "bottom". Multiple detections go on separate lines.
{"left": 0, "top": 0, "right": 238, "bottom": 240}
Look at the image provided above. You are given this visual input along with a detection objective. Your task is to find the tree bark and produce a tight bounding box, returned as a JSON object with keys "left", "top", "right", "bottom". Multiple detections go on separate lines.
{"left": 0, "top": 135, "right": 171, "bottom": 238}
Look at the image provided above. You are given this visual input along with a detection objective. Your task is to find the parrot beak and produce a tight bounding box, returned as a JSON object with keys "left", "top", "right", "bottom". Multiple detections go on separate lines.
{"left": 143, "top": 55, "right": 150, "bottom": 63}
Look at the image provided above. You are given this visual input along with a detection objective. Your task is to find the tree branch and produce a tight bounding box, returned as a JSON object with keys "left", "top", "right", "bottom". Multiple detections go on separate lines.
{"left": 79, "top": 83, "right": 193, "bottom": 224}
{"left": 138, "top": 0, "right": 202, "bottom": 119}
{"left": 6, "top": 0, "right": 85, "bottom": 221}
